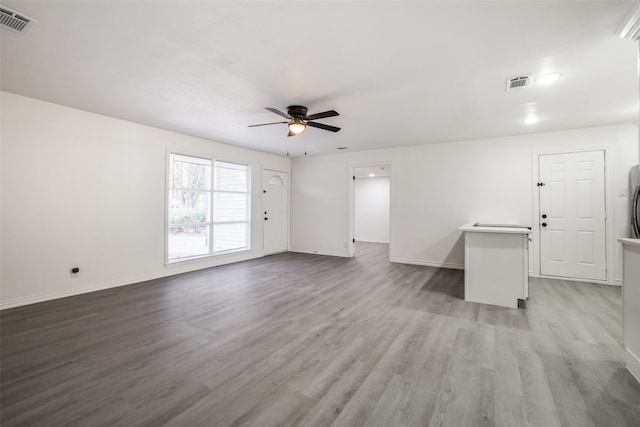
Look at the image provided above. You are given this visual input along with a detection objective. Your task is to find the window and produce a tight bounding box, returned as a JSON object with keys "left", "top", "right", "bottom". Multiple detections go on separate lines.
{"left": 167, "top": 153, "right": 250, "bottom": 262}
{"left": 269, "top": 175, "right": 284, "bottom": 186}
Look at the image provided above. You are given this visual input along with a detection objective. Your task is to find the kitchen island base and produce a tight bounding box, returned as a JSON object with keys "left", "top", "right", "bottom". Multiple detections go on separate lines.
{"left": 460, "top": 223, "right": 530, "bottom": 309}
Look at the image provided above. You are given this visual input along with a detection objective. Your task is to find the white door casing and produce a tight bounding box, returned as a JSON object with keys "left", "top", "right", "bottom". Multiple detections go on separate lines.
{"left": 538, "top": 150, "right": 606, "bottom": 281}
{"left": 263, "top": 169, "right": 289, "bottom": 255}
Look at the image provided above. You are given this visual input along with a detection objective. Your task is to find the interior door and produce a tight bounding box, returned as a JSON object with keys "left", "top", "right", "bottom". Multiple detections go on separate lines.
{"left": 262, "top": 169, "right": 289, "bottom": 255}
{"left": 539, "top": 150, "right": 606, "bottom": 281}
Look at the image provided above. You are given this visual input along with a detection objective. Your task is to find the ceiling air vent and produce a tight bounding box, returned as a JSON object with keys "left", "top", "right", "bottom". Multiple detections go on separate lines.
{"left": 506, "top": 75, "right": 531, "bottom": 92}
{"left": 0, "top": 5, "right": 37, "bottom": 34}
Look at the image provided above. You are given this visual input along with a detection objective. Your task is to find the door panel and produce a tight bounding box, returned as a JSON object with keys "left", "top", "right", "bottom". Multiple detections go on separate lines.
{"left": 576, "top": 180, "right": 594, "bottom": 218}
{"left": 549, "top": 230, "right": 566, "bottom": 262}
{"left": 576, "top": 231, "right": 595, "bottom": 264}
{"left": 548, "top": 181, "right": 566, "bottom": 217}
{"left": 262, "top": 169, "right": 289, "bottom": 255}
{"left": 539, "top": 150, "right": 606, "bottom": 281}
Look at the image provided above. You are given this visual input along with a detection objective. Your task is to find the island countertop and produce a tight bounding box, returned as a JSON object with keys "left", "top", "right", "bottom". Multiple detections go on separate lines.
{"left": 459, "top": 222, "right": 531, "bottom": 234}
{"left": 618, "top": 238, "right": 640, "bottom": 248}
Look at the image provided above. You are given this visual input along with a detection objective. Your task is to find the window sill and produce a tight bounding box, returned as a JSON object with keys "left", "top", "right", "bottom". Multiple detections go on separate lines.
{"left": 165, "top": 247, "right": 252, "bottom": 268}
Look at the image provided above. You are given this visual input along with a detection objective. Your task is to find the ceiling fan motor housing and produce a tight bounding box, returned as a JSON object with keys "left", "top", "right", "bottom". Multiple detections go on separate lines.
{"left": 287, "top": 105, "right": 308, "bottom": 118}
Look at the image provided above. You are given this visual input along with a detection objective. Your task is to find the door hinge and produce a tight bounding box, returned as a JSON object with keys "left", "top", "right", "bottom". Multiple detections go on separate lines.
{"left": 353, "top": 176, "right": 355, "bottom": 180}
{"left": 353, "top": 238, "right": 355, "bottom": 243}
{"left": 537, "top": 182, "right": 546, "bottom": 187}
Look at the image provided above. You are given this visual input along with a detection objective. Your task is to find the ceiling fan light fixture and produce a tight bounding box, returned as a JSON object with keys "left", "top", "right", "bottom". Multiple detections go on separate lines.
{"left": 288, "top": 118, "right": 306, "bottom": 134}
{"left": 249, "top": 106, "right": 340, "bottom": 136}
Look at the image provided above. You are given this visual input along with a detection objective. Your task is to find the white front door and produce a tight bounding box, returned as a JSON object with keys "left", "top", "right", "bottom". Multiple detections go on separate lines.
{"left": 538, "top": 150, "right": 606, "bottom": 281}
{"left": 262, "top": 169, "right": 289, "bottom": 255}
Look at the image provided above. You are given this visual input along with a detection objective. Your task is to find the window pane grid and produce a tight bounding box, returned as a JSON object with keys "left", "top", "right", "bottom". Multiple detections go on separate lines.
{"left": 168, "top": 190, "right": 211, "bottom": 226}
{"left": 168, "top": 225, "right": 210, "bottom": 260}
{"left": 213, "top": 222, "right": 247, "bottom": 227}
{"left": 214, "top": 162, "right": 248, "bottom": 192}
{"left": 168, "top": 154, "right": 250, "bottom": 262}
{"left": 213, "top": 223, "right": 248, "bottom": 252}
{"left": 213, "top": 190, "right": 248, "bottom": 194}
{"left": 169, "top": 222, "right": 212, "bottom": 228}
{"left": 169, "top": 155, "right": 212, "bottom": 191}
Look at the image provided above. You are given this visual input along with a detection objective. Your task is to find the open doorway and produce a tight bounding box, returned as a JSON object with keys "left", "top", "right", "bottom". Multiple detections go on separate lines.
{"left": 352, "top": 165, "right": 390, "bottom": 257}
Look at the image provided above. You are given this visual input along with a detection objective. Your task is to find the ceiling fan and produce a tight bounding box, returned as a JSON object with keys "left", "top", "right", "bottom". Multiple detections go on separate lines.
{"left": 249, "top": 105, "right": 340, "bottom": 137}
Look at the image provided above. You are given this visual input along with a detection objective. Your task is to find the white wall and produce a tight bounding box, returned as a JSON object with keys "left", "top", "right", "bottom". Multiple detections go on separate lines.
{"left": 290, "top": 124, "right": 639, "bottom": 283}
{"left": 2, "top": 93, "right": 636, "bottom": 310}
{"left": 355, "top": 177, "right": 389, "bottom": 243}
{"left": 0, "top": 92, "right": 290, "bottom": 308}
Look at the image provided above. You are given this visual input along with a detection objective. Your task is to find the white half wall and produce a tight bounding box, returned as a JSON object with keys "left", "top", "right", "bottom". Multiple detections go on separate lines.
{"left": 355, "top": 177, "right": 390, "bottom": 243}
{"left": 0, "top": 92, "right": 290, "bottom": 309}
{"left": 290, "top": 124, "right": 638, "bottom": 281}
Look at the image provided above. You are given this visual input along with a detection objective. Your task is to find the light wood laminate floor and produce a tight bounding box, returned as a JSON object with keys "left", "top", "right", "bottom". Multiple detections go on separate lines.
{"left": 1, "top": 242, "right": 639, "bottom": 426}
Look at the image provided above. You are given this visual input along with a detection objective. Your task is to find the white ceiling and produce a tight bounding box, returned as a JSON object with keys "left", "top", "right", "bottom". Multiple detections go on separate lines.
{"left": 1, "top": 1, "right": 638, "bottom": 157}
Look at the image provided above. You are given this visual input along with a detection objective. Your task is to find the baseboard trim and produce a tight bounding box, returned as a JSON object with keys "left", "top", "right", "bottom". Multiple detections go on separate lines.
{"left": 627, "top": 348, "right": 640, "bottom": 384}
{"left": 0, "top": 272, "right": 165, "bottom": 310}
{"left": 289, "top": 248, "right": 349, "bottom": 258}
{"left": 528, "top": 273, "right": 617, "bottom": 286}
{"left": 1, "top": 252, "right": 263, "bottom": 310}
{"left": 390, "top": 257, "right": 464, "bottom": 270}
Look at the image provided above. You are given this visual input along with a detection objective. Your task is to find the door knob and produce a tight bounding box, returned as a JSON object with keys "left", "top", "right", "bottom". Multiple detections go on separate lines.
{"left": 542, "top": 214, "right": 547, "bottom": 219}
{"left": 541, "top": 222, "right": 547, "bottom": 227}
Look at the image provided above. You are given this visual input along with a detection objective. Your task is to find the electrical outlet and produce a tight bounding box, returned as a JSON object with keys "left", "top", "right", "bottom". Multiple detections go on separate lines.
{"left": 70, "top": 267, "right": 79, "bottom": 278}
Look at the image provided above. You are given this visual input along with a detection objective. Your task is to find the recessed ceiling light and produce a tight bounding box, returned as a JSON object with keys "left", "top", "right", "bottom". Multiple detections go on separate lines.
{"left": 369, "top": 173, "right": 375, "bottom": 177}
{"left": 535, "top": 73, "right": 561, "bottom": 84}
{"left": 524, "top": 115, "right": 540, "bottom": 125}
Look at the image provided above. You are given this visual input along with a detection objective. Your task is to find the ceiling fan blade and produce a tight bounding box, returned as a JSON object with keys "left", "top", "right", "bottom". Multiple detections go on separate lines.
{"left": 307, "top": 121, "right": 341, "bottom": 132}
{"left": 248, "top": 121, "right": 288, "bottom": 127}
{"left": 305, "top": 110, "right": 339, "bottom": 121}
{"left": 265, "top": 107, "right": 291, "bottom": 119}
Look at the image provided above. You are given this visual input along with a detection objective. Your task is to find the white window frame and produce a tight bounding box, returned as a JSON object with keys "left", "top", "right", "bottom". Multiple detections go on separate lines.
{"left": 166, "top": 151, "right": 251, "bottom": 264}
